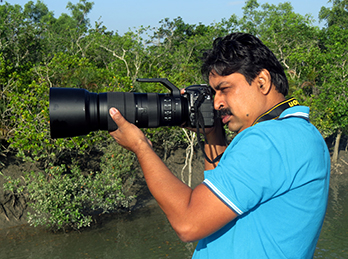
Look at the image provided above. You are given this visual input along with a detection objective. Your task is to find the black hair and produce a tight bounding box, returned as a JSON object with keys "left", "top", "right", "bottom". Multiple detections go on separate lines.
{"left": 201, "top": 32, "right": 288, "bottom": 96}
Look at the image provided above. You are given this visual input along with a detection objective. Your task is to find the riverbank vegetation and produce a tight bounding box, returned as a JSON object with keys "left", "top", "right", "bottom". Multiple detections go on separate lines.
{"left": 0, "top": 0, "right": 347, "bottom": 230}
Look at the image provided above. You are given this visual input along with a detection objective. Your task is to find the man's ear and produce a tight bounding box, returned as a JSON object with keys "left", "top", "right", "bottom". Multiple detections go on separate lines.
{"left": 256, "top": 69, "right": 272, "bottom": 95}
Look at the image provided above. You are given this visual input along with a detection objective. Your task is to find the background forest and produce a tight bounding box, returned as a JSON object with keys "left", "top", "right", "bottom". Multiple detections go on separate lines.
{"left": 0, "top": 0, "right": 347, "bottom": 230}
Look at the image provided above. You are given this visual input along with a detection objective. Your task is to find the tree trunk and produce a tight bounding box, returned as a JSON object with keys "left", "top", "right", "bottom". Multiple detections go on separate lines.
{"left": 180, "top": 129, "right": 196, "bottom": 187}
{"left": 332, "top": 129, "right": 342, "bottom": 164}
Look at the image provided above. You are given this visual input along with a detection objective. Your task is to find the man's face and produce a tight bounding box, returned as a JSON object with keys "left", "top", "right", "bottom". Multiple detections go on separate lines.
{"left": 209, "top": 71, "right": 266, "bottom": 133}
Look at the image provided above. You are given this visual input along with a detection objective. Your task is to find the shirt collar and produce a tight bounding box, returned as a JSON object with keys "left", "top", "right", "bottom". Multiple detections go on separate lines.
{"left": 279, "top": 105, "right": 309, "bottom": 120}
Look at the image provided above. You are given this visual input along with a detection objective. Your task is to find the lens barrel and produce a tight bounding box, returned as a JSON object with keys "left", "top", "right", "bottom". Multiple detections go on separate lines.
{"left": 50, "top": 88, "right": 99, "bottom": 138}
{"left": 49, "top": 88, "right": 187, "bottom": 138}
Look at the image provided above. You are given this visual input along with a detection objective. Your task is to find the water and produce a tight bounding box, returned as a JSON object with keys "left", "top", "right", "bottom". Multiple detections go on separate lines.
{"left": 1, "top": 174, "right": 347, "bottom": 259}
{"left": 314, "top": 174, "right": 348, "bottom": 258}
{"left": 0, "top": 203, "right": 195, "bottom": 259}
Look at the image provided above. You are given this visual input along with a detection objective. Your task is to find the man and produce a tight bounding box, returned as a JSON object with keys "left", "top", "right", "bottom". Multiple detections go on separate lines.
{"left": 109, "top": 32, "right": 330, "bottom": 258}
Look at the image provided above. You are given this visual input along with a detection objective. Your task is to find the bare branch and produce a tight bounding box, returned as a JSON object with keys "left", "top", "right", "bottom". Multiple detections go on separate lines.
{"left": 100, "top": 45, "right": 130, "bottom": 77}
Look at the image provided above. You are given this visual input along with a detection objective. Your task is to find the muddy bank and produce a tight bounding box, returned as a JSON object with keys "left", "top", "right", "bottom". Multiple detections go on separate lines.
{"left": 0, "top": 153, "right": 33, "bottom": 229}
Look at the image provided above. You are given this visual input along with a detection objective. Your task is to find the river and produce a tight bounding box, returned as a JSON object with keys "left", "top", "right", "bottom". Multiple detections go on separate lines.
{"left": 0, "top": 174, "right": 347, "bottom": 259}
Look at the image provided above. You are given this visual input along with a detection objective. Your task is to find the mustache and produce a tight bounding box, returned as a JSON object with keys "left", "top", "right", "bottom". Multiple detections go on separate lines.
{"left": 217, "top": 108, "right": 233, "bottom": 117}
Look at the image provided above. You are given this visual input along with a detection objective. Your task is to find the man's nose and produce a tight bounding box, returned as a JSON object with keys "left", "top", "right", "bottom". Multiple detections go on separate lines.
{"left": 214, "top": 93, "right": 224, "bottom": 110}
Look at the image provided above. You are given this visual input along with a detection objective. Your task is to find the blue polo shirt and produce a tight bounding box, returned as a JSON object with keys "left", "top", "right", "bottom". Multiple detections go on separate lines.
{"left": 193, "top": 106, "right": 330, "bottom": 258}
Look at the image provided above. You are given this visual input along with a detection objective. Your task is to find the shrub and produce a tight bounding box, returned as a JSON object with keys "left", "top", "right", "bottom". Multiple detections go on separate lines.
{"left": 3, "top": 141, "right": 136, "bottom": 231}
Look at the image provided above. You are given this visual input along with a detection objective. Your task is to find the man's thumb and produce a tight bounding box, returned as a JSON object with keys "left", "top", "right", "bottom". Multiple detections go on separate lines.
{"left": 109, "top": 108, "right": 124, "bottom": 125}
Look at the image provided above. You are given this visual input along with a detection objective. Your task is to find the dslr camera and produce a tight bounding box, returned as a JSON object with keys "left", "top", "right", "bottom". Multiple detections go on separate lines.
{"left": 49, "top": 78, "right": 215, "bottom": 138}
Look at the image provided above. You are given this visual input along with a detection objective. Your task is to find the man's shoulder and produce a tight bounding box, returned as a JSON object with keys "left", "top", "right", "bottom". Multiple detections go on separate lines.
{"left": 231, "top": 105, "right": 321, "bottom": 150}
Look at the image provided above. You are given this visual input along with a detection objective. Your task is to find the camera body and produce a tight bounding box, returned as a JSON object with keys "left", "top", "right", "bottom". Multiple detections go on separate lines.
{"left": 49, "top": 78, "right": 215, "bottom": 139}
{"left": 183, "top": 84, "right": 215, "bottom": 128}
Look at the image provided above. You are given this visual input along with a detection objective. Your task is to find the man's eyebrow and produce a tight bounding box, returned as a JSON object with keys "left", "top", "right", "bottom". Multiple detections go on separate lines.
{"left": 214, "top": 81, "right": 228, "bottom": 90}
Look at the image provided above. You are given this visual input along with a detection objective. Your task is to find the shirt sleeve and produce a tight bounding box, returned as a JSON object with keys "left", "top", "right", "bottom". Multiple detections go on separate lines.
{"left": 203, "top": 127, "right": 290, "bottom": 215}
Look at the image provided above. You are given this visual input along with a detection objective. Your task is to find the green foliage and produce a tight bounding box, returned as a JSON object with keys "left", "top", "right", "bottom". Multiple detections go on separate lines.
{"left": 2, "top": 174, "right": 26, "bottom": 195}
{"left": 319, "top": 0, "right": 348, "bottom": 29}
{"left": 309, "top": 22, "right": 348, "bottom": 137}
{"left": 25, "top": 165, "right": 93, "bottom": 230}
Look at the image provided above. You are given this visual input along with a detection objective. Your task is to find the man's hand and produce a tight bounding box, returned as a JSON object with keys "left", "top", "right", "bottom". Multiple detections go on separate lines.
{"left": 108, "top": 108, "right": 152, "bottom": 153}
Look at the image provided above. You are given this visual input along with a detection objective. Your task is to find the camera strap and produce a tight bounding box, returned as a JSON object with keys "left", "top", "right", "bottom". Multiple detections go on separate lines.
{"left": 196, "top": 97, "right": 300, "bottom": 164}
{"left": 251, "top": 97, "right": 300, "bottom": 126}
{"left": 194, "top": 94, "right": 224, "bottom": 164}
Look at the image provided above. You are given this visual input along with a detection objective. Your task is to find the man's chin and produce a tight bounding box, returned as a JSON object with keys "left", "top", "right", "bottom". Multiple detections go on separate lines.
{"left": 227, "top": 122, "right": 243, "bottom": 134}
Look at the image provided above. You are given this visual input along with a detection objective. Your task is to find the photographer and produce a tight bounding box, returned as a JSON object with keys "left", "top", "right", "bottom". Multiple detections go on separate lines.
{"left": 108, "top": 32, "right": 330, "bottom": 258}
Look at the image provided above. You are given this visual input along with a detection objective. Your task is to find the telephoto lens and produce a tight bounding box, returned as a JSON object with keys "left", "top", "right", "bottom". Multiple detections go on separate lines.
{"left": 49, "top": 88, "right": 187, "bottom": 138}
{"left": 49, "top": 78, "right": 214, "bottom": 139}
